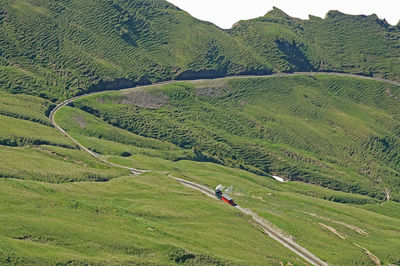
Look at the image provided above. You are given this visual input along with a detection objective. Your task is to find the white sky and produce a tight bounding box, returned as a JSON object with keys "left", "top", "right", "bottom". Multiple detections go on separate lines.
{"left": 166, "top": 0, "right": 400, "bottom": 29}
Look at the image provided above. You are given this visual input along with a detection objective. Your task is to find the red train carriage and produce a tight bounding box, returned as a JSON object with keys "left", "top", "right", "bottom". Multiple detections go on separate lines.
{"left": 221, "top": 194, "right": 235, "bottom": 205}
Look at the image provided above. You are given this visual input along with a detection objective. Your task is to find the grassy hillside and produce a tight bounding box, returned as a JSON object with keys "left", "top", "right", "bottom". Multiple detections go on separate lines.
{"left": 1, "top": 74, "right": 400, "bottom": 264}
{"left": 0, "top": 1, "right": 399, "bottom": 100}
{"left": 2, "top": 160, "right": 400, "bottom": 265}
{"left": 1, "top": 173, "right": 312, "bottom": 265}
{"left": 0, "top": 93, "right": 305, "bottom": 264}
{"left": 52, "top": 96, "right": 400, "bottom": 265}
{"left": 0, "top": 0, "right": 270, "bottom": 100}
{"left": 230, "top": 7, "right": 400, "bottom": 80}
{"left": 0, "top": 92, "right": 310, "bottom": 264}
{"left": 0, "top": 93, "right": 127, "bottom": 182}
{"left": 1, "top": 1, "right": 400, "bottom": 264}
{"left": 69, "top": 75, "right": 400, "bottom": 201}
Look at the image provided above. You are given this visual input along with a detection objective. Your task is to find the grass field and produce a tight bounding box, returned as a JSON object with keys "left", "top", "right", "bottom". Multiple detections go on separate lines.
{"left": 0, "top": 173, "right": 307, "bottom": 265}
{"left": 230, "top": 8, "right": 400, "bottom": 81}
{"left": 69, "top": 74, "right": 400, "bottom": 201}
{"left": 0, "top": 93, "right": 53, "bottom": 125}
{"left": 0, "top": 93, "right": 127, "bottom": 183}
{"left": 0, "top": 74, "right": 399, "bottom": 264}
{"left": 0, "top": 0, "right": 269, "bottom": 99}
{"left": 45, "top": 74, "right": 400, "bottom": 264}
{"left": 0, "top": 90, "right": 303, "bottom": 264}
{"left": 2, "top": 152, "right": 399, "bottom": 264}
{"left": 9, "top": 142, "right": 398, "bottom": 265}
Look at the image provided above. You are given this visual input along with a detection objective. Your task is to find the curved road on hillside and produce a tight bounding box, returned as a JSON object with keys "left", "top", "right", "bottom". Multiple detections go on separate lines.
{"left": 49, "top": 72, "right": 400, "bottom": 266}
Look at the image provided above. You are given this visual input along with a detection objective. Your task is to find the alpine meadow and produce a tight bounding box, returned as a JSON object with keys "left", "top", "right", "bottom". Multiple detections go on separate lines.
{"left": 0, "top": 0, "right": 400, "bottom": 265}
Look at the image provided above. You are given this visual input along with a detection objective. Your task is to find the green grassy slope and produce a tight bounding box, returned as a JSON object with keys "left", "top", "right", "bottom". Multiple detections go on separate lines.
{"left": 0, "top": 101, "right": 304, "bottom": 264}
{"left": 0, "top": 0, "right": 270, "bottom": 100}
{"left": 1, "top": 1, "right": 400, "bottom": 263}
{"left": 230, "top": 7, "right": 400, "bottom": 80}
{"left": 0, "top": 93, "right": 307, "bottom": 264}
{"left": 0, "top": 1, "right": 399, "bottom": 100}
{"left": 164, "top": 160, "right": 400, "bottom": 265}
{"left": 0, "top": 93, "right": 53, "bottom": 125}
{"left": 3, "top": 163, "right": 400, "bottom": 265}
{"left": 51, "top": 102, "right": 400, "bottom": 264}
{"left": 70, "top": 75, "right": 400, "bottom": 201}
{"left": 1, "top": 75, "right": 400, "bottom": 264}
{"left": 0, "top": 93, "right": 127, "bottom": 182}
{"left": 0, "top": 174, "right": 308, "bottom": 265}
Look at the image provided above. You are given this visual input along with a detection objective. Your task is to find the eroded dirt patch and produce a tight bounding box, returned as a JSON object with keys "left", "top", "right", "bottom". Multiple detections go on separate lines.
{"left": 353, "top": 243, "right": 381, "bottom": 266}
{"left": 195, "top": 87, "right": 231, "bottom": 98}
{"left": 301, "top": 211, "right": 368, "bottom": 236}
{"left": 73, "top": 115, "right": 87, "bottom": 129}
{"left": 122, "top": 89, "right": 169, "bottom": 109}
{"left": 319, "top": 223, "right": 347, "bottom": 239}
{"left": 195, "top": 81, "right": 231, "bottom": 98}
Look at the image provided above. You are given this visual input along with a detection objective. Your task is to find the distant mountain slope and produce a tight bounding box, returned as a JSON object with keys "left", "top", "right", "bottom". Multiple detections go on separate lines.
{"left": 0, "top": 1, "right": 399, "bottom": 100}
{"left": 0, "top": 0, "right": 269, "bottom": 100}
{"left": 230, "top": 7, "right": 400, "bottom": 80}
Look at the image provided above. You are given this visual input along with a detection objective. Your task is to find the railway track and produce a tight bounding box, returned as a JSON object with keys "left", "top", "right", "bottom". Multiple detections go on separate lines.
{"left": 49, "top": 92, "right": 148, "bottom": 175}
{"left": 172, "top": 176, "right": 329, "bottom": 266}
{"left": 49, "top": 72, "right": 400, "bottom": 265}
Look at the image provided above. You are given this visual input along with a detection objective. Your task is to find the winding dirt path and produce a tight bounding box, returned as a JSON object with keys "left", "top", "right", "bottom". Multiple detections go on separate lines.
{"left": 49, "top": 72, "right": 400, "bottom": 265}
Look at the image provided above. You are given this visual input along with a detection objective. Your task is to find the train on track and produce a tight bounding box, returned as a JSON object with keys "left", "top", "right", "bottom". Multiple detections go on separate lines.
{"left": 215, "top": 184, "right": 235, "bottom": 205}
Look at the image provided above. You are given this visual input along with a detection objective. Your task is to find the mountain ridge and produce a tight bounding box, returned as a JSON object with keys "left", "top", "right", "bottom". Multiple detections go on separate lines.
{"left": 0, "top": 0, "right": 399, "bottom": 101}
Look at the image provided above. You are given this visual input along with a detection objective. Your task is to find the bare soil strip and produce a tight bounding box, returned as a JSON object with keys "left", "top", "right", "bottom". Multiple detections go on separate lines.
{"left": 318, "top": 223, "right": 347, "bottom": 239}
{"left": 353, "top": 243, "right": 382, "bottom": 266}
{"left": 301, "top": 211, "right": 368, "bottom": 236}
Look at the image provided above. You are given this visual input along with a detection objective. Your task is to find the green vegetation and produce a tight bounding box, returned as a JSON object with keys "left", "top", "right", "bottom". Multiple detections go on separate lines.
{"left": 0, "top": 173, "right": 306, "bottom": 265}
{"left": 0, "top": 145, "right": 126, "bottom": 182}
{"left": 71, "top": 75, "right": 400, "bottom": 201}
{"left": 1, "top": 0, "right": 400, "bottom": 264}
{"left": 0, "top": 93, "right": 53, "bottom": 125}
{"left": 1, "top": 74, "right": 400, "bottom": 264}
{"left": 0, "top": 0, "right": 269, "bottom": 100}
{"left": 230, "top": 8, "right": 400, "bottom": 81}
{"left": 5, "top": 131, "right": 397, "bottom": 264}
{"left": 0, "top": 92, "right": 73, "bottom": 147}
{"left": 0, "top": 115, "right": 73, "bottom": 148}
{"left": 0, "top": 93, "right": 126, "bottom": 182}
{"left": 161, "top": 160, "right": 400, "bottom": 265}
{"left": 0, "top": 1, "right": 399, "bottom": 99}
